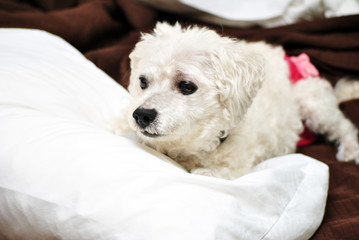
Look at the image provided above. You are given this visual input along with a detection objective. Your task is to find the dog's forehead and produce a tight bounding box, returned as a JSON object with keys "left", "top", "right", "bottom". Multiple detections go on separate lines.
{"left": 138, "top": 50, "right": 212, "bottom": 85}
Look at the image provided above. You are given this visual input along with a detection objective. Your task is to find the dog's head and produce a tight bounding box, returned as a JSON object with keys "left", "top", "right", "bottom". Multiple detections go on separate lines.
{"left": 128, "top": 22, "right": 264, "bottom": 157}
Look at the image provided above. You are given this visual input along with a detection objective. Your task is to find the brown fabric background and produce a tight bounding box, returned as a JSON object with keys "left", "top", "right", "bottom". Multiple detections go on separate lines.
{"left": 1, "top": 0, "right": 358, "bottom": 239}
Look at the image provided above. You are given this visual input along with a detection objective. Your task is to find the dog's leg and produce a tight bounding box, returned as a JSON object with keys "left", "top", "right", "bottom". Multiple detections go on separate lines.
{"left": 190, "top": 165, "right": 251, "bottom": 179}
{"left": 294, "top": 77, "right": 359, "bottom": 163}
{"left": 106, "top": 105, "right": 132, "bottom": 135}
{"left": 190, "top": 168, "right": 222, "bottom": 178}
{"left": 334, "top": 78, "right": 359, "bottom": 102}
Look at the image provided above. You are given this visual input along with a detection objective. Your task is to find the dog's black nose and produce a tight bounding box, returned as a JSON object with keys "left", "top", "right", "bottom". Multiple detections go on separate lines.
{"left": 132, "top": 107, "right": 157, "bottom": 129}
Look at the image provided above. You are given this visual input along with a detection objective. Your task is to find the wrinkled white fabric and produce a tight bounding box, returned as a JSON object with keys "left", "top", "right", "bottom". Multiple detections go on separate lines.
{"left": 0, "top": 29, "right": 328, "bottom": 240}
{"left": 180, "top": 0, "right": 292, "bottom": 21}
{"left": 138, "top": 0, "right": 359, "bottom": 27}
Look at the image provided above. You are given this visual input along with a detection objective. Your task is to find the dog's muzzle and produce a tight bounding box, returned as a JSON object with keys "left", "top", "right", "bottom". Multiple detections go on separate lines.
{"left": 132, "top": 107, "right": 160, "bottom": 137}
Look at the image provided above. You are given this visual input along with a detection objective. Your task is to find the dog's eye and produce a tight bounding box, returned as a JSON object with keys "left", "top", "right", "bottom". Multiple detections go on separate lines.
{"left": 139, "top": 75, "right": 148, "bottom": 90}
{"left": 178, "top": 81, "right": 198, "bottom": 95}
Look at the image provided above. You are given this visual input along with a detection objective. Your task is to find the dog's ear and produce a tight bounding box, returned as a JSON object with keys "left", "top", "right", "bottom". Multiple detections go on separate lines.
{"left": 211, "top": 42, "right": 264, "bottom": 127}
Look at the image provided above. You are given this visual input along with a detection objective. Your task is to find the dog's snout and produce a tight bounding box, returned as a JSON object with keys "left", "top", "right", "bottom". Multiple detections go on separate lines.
{"left": 133, "top": 107, "right": 157, "bottom": 129}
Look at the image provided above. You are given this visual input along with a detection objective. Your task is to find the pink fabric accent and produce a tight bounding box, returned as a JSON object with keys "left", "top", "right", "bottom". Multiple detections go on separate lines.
{"left": 297, "top": 127, "right": 317, "bottom": 147}
{"left": 285, "top": 53, "right": 320, "bottom": 83}
{"left": 285, "top": 53, "right": 319, "bottom": 147}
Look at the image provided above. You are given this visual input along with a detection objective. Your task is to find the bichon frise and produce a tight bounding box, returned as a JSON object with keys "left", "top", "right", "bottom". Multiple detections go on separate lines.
{"left": 127, "top": 22, "right": 359, "bottom": 179}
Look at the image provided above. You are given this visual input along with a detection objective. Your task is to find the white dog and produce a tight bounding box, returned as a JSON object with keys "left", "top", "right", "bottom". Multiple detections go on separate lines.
{"left": 126, "top": 22, "right": 359, "bottom": 179}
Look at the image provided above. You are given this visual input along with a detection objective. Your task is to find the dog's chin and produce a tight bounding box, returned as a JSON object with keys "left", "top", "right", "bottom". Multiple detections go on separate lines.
{"left": 141, "top": 130, "right": 162, "bottom": 138}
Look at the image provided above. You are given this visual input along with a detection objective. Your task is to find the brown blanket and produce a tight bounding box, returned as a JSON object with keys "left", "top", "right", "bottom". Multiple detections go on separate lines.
{"left": 1, "top": 1, "right": 358, "bottom": 239}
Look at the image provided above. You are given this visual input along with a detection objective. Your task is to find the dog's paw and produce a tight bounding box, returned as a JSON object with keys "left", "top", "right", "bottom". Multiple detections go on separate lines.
{"left": 106, "top": 114, "right": 132, "bottom": 136}
{"left": 190, "top": 168, "right": 221, "bottom": 178}
{"left": 336, "top": 136, "right": 359, "bottom": 164}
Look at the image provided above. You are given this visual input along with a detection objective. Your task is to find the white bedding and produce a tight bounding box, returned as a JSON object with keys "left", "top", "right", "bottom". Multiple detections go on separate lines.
{"left": 0, "top": 28, "right": 329, "bottom": 240}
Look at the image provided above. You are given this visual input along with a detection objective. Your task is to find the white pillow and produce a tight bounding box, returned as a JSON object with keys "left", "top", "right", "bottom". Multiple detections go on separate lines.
{"left": 0, "top": 28, "right": 329, "bottom": 240}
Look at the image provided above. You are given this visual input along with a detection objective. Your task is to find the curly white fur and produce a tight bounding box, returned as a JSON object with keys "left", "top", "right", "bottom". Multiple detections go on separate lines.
{"left": 126, "top": 22, "right": 359, "bottom": 179}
